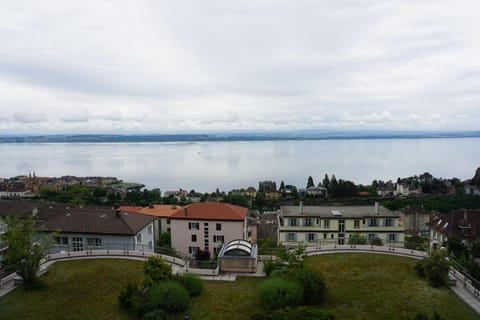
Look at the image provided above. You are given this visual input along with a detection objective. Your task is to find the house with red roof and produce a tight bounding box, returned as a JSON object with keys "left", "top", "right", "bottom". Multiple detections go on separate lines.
{"left": 169, "top": 202, "right": 249, "bottom": 256}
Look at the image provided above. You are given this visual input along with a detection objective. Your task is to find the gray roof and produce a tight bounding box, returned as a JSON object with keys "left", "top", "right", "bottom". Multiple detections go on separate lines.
{"left": 281, "top": 205, "right": 398, "bottom": 218}
{"left": 0, "top": 200, "right": 155, "bottom": 236}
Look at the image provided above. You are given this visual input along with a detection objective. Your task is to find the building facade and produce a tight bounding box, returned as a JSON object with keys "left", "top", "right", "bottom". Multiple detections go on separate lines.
{"left": 277, "top": 202, "right": 404, "bottom": 246}
{"left": 170, "top": 203, "right": 249, "bottom": 256}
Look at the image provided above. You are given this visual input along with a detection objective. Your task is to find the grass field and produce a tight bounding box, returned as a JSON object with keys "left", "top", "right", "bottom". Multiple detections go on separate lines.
{"left": 0, "top": 259, "right": 143, "bottom": 320}
{"left": 0, "top": 254, "right": 478, "bottom": 320}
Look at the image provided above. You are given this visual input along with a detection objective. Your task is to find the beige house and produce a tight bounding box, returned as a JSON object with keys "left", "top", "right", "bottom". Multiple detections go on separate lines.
{"left": 278, "top": 202, "right": 404, "bottom": 246}
{"left": 170, "top": 203, "right": 249, "bottom": 257}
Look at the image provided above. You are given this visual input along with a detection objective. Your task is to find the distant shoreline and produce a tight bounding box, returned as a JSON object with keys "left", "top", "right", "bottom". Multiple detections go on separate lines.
{"left": 1, "top": 131, "right": 480, "bottom": 143}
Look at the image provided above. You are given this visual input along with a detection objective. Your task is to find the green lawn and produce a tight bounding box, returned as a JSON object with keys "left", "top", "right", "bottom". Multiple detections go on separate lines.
{"left": 0, "top": 259, "right": 144, "bottom": 320}
{"left": 304, "top": 253, "right": 479, "bottom": 320}
{"left": 0, "top": 254, "right": 478, "bottom": 320}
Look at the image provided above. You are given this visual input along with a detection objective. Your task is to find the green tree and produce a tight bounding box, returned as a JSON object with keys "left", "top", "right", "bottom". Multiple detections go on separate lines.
{"left": 348, "top": 234, "right": 367, "bottom": 245}
{"left": 415, "top": 249, "right": 450, "bottom": 287}
{"left": 307, "top": 176, "right": 315, "bottom": 189}
{"left": 446, "top": 236, "right": 468, "bottom": 258}
{"left": 322, "top": 174, "right": 330, "bottom": 191}
{"left": 157, "top": 231, "right": 172, "bottom": 248}
{"left": 143, "top": 256, "right": 172, "bottom": 286}
{"left": 1, "top": 215, "right": 55, "bottom": 287}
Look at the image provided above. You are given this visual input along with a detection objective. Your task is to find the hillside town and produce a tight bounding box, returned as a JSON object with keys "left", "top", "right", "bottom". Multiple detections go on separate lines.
{"left": 2, "top": 168, "right": 480, "bottom": 318}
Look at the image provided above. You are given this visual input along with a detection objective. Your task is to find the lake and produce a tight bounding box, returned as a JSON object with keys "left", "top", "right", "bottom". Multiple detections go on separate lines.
{"left": 0, "top": 138, "right": 479, "bottom": 193}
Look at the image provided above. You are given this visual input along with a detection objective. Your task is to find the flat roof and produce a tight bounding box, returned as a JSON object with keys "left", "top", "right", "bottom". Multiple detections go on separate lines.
{"left": 281, "top": 205, "right": 398, "bottom": 218}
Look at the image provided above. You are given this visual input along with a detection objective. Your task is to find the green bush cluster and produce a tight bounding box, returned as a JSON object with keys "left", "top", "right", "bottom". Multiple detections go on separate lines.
{"left": 119, "top": 256, "right": 203, "bottom": 318}
{"left": 146, "top": 281, "right": 190, "bottom": 313}
{"left": 257, "top": 244, "right": 328, "bottom": 314}
{"left": 258, "top": 277, "right": 304, "bottom": 310}
{"left": 415, "top": 250, "right": 450, "bottom": 287}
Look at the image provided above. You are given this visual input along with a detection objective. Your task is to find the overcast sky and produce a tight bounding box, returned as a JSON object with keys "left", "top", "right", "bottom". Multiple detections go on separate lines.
{"left": 1, "top": 0, "right": 479, "bottom": 135}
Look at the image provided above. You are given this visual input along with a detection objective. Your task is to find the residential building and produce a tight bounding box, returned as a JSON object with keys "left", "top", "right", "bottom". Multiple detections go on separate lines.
{"left": 397, "top": 205, "right": 431, "bottom": 236}
{"left": 169, "top": 202, "right": 249, "bottom": 256}
{"left": 429, "top": 209, "right": 480, "bottom": 246}
{"left": 0, "top": 200, "right": 156, "bottom": 254}
{"left": 277, "top": 202, "right": 404, "bottom": 246}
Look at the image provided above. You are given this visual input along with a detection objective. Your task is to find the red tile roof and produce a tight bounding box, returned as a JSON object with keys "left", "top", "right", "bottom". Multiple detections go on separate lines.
{"left": 170, "top": 202, "right": 248, "bottom": 221}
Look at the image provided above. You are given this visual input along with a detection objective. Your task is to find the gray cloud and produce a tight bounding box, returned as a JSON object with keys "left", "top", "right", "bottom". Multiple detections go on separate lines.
{"left": 13, "top": 112, "right": 45, "bottom": 124}
{"left": 0, "top": 0, "right": 479, "bottom": 134}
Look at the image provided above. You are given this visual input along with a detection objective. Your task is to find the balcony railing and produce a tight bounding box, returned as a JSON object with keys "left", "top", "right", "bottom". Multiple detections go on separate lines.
{"left": 0, "top": 224, "right": 7, "bottom": 234}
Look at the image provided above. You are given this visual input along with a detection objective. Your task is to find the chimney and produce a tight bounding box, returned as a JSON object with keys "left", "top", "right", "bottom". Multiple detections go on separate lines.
{"left": 374, "top": 202, "right": 379, "bottom": 215}
{"left": 172, "top": 204, "right": 177, "bottom": 209}
{"left": 299, "top": 201, "right": 304, "bottom": 215}
{"left": 184, "top": 208, "right": 188, "bottom": 216}
{"left": 116, "top": 209, "right": 121, "bottom": 218}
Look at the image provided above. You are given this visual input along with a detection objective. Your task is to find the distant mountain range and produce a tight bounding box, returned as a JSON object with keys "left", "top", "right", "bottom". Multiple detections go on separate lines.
{"left": 1, "top": 131, "right": 480, "bottom": 143}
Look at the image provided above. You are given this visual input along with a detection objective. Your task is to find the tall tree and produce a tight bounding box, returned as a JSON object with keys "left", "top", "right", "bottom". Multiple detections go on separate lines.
{"left": 306, "top": 176, "right": 315, "bottom": 189}
{"left": 279, "top": 181, "right": 285, "bottom": 193}
{"left": 1, "top": 215, "right": 55, "bottom": 287}
{"left": 322, "top": 174, "right": 330, "bottom": 191}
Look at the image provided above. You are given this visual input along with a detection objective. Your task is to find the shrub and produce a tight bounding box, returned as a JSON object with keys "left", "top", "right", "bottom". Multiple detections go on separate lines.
{"left": 414, "top": 311, "right": 446, "bottom": 320}
{"left": 348, "top": 234, "right": 367, "bottom": 245}
{"left": 258, "top": 277, "right": 304, "bottom": 310}
{"left": 143, "top": 309, "right": 171, "bottom": 320}
{"left": 143, "top": 256, "right": 172, "bottom": 286}
{"left": 176, "top": 273, "right": 203, "bottom": 296}
{"left": 370, "top": 236, "right": 383, "bottom": 246}
{"left": 415, "top": 250, "right": 449, "bottom": 287}
{"left": 251, "top": 306, "right": 335, "bottom": 320}
{"left": 118, "top": 282, "right": 138, "bottom": 309}
{"left": 263, "top": 259, "right": 284, "bottom": 277}
{"left": 295, "top": 268, "right": 327, "bottom": 305}
{"left": 146, "top": 281, "right": 190, "bottom": 314}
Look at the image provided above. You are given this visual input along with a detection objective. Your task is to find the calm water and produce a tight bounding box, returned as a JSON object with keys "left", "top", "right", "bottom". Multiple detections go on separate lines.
{"left": 0, "top": 138, "right": 479, "bottom": 193}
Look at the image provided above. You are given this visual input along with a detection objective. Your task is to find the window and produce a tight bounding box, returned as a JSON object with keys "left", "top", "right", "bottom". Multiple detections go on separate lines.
{"left": 188, "top": 222, "right": 199, "bottom": 230}
{"left": 191, "top": 234, "right": 197, "bottom": 242}
{"left": 307, "top": 233, "right": 316, "bottom": 242}
{"left": 324, "top": 219, "right": 330, "bottom": 228}
{"left": 323, "top": 233, "right": 327, "bottom": 239}
{"left": 305, "top": 218, "right": 312, "bottom": 226}
{"left": 368, "top": 218, "right": 377, "bottom": 227}
{"left": 216, "top": 223, "right": 222, "bottom": 231}
{"left": 289, "top": 218, "right": 298, "bottom": 226}
{"left": 188, "top": 246, "right": 199, "bottom": 254}
{"left": 167, "top": 218, "right": 171, "bottom": 225}
{"left": 354, "top": 219, "right": 360, "bottom": 229}
{"left": 86, "top": 237, "right": 102, "bottom": 248}
{"left": 368, "top": 234, "right": 376, "bottom": 241}
{"left": 287, "top": 233, "right": 296, "bottom": 241}
{"left": 330, "top": 234, "right": 334, "bottom": 239}
{"left": 385, "top": 218, "right": 393, "bottom": 227}
{"left": 316, "top": 218, "right": 320, "bottom": 225}
{"left": 388, "top": 234, "right": 397, "bottom": 242}
{"left": 136, "top": 234, "right": 142, "bottom": 243}
{"left": 213, "top": 235, "right": 225, "bottom": 243}
{"left": 72, "top": 237, "right": 83, "bottom": 252}
{"left": 147, "top": 225, "right": 153, "bottom": 235}
{"left": 55, "top": 236, "right": 68, "bottom": 246}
